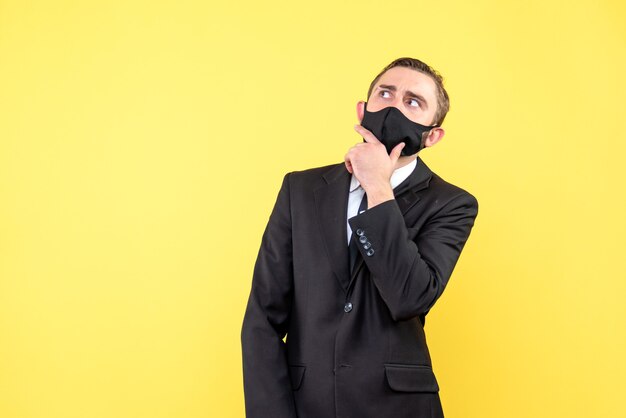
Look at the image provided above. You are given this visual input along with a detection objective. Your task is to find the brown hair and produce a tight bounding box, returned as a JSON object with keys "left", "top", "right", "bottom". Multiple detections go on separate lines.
{"left": 366, "top": 57, "right": 450, "bottom": 126}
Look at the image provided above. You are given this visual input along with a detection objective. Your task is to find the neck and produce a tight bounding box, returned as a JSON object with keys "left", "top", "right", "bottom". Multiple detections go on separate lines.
{"left": 394, "top": 154, "right": 418, "bottom": 171}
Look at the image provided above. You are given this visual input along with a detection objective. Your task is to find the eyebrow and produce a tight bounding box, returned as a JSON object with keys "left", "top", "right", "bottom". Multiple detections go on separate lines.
{"left": 377, "top": 84, "right": 429, "bottom": 110}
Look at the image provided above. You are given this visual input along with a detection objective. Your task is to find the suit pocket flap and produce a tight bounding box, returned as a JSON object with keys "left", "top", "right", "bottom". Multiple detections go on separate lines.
{"left": 288, "top": 365, "right": 306, "bottom": 390}
{"left": 384, "top": 364, "right": 439, "bottom": 393}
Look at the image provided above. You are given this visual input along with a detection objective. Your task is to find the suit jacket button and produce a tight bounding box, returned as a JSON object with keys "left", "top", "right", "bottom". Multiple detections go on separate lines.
{"left": 359, "top": 235, "right": 368, "bottom": 243}
{"left": 344, "top": 302, "right": 353, "bottom": 313}
{"left": 363, "top": 241, "right": 371, "bottom": 249}
{"left": 355, "top": 228, "right": 365, "bottom": 236}
{"left": 366, "top": 248, "right": 375, "bottom": 257}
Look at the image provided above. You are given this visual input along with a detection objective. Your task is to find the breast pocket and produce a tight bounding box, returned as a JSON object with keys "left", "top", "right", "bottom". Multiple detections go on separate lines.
{"left": 384, "top": 363, "right": 440, "bottom": 393}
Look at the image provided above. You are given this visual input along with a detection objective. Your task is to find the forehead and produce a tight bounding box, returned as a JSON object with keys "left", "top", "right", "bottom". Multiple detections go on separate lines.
{"left": 375, "top": 66, "right": 438, "bottom": 103}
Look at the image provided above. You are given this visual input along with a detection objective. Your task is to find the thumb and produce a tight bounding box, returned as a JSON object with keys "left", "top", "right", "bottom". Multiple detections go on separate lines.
{"left": 390, "top": 142, "right": 405, "bottom": 164}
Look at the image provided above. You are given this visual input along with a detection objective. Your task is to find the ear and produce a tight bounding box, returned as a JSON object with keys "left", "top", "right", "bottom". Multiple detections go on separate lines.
{"left": 356, "top": 101, "right": 366, "bottom": 123}
{"left": 424, "top": 127, "right": 445, "bottom": 148}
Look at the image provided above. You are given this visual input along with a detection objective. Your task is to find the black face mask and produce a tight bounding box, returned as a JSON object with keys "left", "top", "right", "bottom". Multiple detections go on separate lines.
{"left": 360, "top": 102, "right": 439, "bottom": 156}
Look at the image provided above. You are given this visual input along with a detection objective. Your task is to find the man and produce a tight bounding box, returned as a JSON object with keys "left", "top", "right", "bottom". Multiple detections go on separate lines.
{"left": 241, "top": 57, "right": 479, "bottom": 418}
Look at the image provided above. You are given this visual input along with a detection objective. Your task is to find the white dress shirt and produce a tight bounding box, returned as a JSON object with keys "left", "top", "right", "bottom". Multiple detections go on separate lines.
{"left": 346, "top": 158, "right": 417, "bottom": 245}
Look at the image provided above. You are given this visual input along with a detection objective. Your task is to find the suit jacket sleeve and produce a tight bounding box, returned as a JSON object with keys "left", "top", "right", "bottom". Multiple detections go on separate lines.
{"left": 241, "top": 173, "right": 297, "bottom": 418}
{"left": 348, "top": 191, "right": 479, "bottom": 321}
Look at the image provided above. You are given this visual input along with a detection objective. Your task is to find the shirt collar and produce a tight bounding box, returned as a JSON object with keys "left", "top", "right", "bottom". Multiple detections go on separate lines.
{"left": 349, "top": 158, "right": 417, "bottom": 193}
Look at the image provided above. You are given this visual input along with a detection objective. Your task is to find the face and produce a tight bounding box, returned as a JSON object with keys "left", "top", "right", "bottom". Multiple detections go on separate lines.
{"left": 366, "top": 66, "right": 439, "bottom": 126}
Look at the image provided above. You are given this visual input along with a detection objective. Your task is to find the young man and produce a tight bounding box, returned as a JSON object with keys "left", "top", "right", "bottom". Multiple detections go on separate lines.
{"left": 241, "top": 57, "right": 479, "bottom": 418}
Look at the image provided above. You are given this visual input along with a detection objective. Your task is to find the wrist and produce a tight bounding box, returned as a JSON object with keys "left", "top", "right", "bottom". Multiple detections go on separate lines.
{"left": 364, "top": 183, "right": 394, "bottom": 208}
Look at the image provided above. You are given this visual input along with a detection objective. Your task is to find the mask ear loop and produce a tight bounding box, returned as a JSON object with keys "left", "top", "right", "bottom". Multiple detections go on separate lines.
{"left": 418, "top": 127, "right": 432, "bottom": 151}
{"left": 417, "top": 132, "right": 427, "bottom": 153}
{"left": 418, "top": 123, "right": 441, "bottom": 151}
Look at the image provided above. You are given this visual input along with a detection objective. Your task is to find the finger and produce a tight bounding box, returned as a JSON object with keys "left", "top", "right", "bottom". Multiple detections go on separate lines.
{"left": 344, "top": 154, "right": 353, "bottom": 173}
{"left": 390, "top": 142, "right": 405, "bottom": 164}
{"left": 354, "top": 124, "right": 381, "bottom": 144}
{"left": 346, "top": 143, "right": 366, "bottom": 157}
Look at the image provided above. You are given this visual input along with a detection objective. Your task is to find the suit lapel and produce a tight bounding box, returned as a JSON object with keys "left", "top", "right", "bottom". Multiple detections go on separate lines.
{"left": 314, "top": 164, "right": 352, "bottom": 293}
{"left": 394, "top": 156, "right": 434, "bottom": 213}
{"left": 348, "top": 157, "right": 434, "bottom": 288}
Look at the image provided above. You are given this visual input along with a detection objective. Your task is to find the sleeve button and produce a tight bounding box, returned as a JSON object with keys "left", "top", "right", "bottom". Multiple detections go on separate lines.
{"left": 366, "top": 248, "right": 375, "bottom": 257}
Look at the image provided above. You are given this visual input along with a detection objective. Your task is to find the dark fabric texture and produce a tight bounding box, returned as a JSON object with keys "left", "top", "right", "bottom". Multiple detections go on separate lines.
{"left": 241, "top": 157, "right": 478, "bottom": 418}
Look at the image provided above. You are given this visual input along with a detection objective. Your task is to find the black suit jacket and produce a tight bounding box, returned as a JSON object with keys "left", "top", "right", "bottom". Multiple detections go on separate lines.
{"left": 241, "top": 157, "right": 479, "bottom": 418}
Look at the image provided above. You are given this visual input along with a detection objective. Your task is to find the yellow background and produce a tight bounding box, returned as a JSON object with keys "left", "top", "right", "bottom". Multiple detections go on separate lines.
{"left": 1, "top": 1, "right": 625, "bottom": 417}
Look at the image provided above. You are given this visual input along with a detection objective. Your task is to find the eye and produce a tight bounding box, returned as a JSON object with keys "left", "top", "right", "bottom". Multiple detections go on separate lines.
{"left": 379, "top": 90, "right": 391, "bottom": 98}
{"left": 407, "top": 98, "right": 420, "bottom": 107}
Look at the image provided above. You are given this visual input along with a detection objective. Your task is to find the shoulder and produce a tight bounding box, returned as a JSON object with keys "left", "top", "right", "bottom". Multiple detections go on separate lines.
{"left": 433, "top": 173, "right": 477, "bottom": 203}
{"left": 282, "top": 162, "right": 346, "bottom": 186}
{"left": 421, "top": 162, "right": 479, "bottom": 213}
